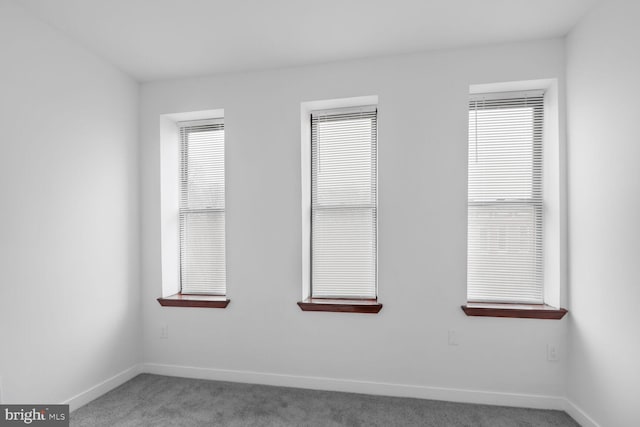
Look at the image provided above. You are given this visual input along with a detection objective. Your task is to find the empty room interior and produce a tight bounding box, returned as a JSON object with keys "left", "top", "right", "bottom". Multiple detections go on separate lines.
{"left": 0, "top": 0, "right": 638, "bottom": 426}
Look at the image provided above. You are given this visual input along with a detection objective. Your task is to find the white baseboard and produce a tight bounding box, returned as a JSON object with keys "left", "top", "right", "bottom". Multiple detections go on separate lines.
{"left": 63, "top": 364, "right": 142, "bottom": 412}
{"left": 142, "top": 363, "right": 564, "bottom": 410}
{"left": 563, "top": 399, "right": 600, "bottom": 427}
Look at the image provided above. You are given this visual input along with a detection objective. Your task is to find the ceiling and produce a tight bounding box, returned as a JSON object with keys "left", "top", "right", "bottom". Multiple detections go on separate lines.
{"left": 20, "top": 0, "right": 599, "bottom": 82}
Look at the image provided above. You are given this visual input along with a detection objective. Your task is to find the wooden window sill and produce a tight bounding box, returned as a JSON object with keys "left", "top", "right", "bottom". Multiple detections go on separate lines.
{"left": 157, "top": 293, "right": 230, "bottom": 308}
{"left": 461, "top": 303, "right": 567, "bottom": 319}
{"left": 297, "top": 298, "right": 383, "bottom": 314}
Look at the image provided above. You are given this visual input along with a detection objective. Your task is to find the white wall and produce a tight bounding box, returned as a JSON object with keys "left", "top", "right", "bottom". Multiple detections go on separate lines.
{"left": 0, "top": 0, "right": 140, "bottom": 407}
{"left": 141, "top": 39, "right": 570, "bottom": 404}
{"left": 566, "top": 1, "right": 640, "bottom": 426}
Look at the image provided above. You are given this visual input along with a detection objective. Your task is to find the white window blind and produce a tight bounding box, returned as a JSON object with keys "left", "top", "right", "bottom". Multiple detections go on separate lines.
{"left": 467, "top": 92, "right": 544, "bottom": 304}
{"left": 179, "top": 119, "right": 226, "bottom": 295}
{"left": 311, "top": 106, "right": 377, "bottom": 299}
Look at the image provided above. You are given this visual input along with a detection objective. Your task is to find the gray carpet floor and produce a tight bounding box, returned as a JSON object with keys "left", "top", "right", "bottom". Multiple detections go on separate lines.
{"left": 70, "top": 374, "right": 580, "bottom": 427}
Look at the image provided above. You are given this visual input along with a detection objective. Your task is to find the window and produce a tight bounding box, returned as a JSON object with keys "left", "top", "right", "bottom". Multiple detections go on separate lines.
{"left": 179, "top": 119, "right": 226, "bottom": 294}
{"left": 158, "top": 116, "right": 228, "bottom": 308}
{"left": 462, "top": 82, "right": 567, "bottom": 320}
{"left": 298, "top": 105, "right": 381, "bottom": 313}
{"left": 467, "top": 92, "right": 544, "bottom": 304}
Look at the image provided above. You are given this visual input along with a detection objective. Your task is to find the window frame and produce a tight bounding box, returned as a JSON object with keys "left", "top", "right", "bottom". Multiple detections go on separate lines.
{"left": 299, "top": 97, "right": 382, "bottom": 314}
{"left": 462, "top": 82, "right": 567, "bottom": 320}
{"left": 157, "top": 110, "right": 229, "bottom": 309}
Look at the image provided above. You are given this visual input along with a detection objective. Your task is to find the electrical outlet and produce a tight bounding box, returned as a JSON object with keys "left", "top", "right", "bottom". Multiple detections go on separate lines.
{"left": 547, "top": 344, "right": 558, "bottom": 361}
{"left": 448, "top": 330, "right": 459, "bottom": 346}
{"left": 160, "top": 324, "right": 169, "bottom": 339}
